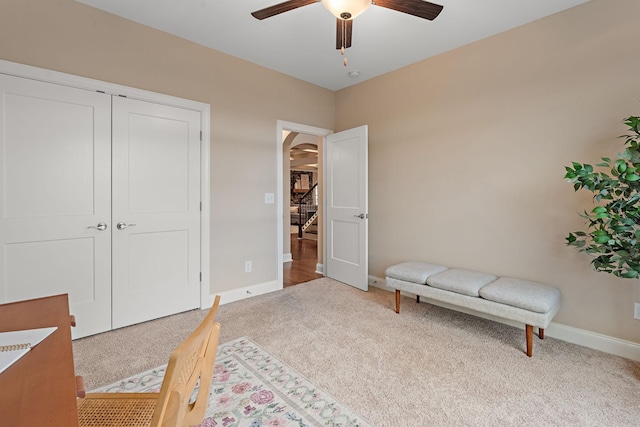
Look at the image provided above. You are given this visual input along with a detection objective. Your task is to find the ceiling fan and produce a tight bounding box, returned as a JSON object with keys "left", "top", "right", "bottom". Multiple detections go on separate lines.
{"left": 251, "top": 0, "right": 443, "bottom": 65}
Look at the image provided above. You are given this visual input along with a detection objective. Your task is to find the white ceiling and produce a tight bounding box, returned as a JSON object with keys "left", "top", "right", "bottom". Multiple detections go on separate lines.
{"left": 76, "top": 0, "right": 590, "bottom": 91}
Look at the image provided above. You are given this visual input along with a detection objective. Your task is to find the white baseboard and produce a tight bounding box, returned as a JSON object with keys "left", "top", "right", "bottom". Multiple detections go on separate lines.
{"left": 545, "top": 323, "right": 640, "bottom": 361}
{"left": 283, "top": 253, "right": 292, "bottom": 263}
{"left": 204, "top": 280, "right": 281, "bottom": 308}
{"left": 368, "top": 275, "right": 640, "bottom": 362}
{"left": 315, "top": 263, "right": 324, "bottom": 275}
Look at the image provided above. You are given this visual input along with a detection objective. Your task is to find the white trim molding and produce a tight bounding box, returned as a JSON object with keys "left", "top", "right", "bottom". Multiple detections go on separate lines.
{"left": 368, "top": 275, "right": 640, "bottom": 362}
{"left": 283, "top": 253, "right": 293, "bottom": 263}
{"left": 205, "top": 280, "right": 281, "bottom": 308}
{"left": 544, "top": 323, "right": 640, "bottom": 362}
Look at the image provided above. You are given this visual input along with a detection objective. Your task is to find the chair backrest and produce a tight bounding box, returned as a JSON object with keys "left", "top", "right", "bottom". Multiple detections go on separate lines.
{"left": 151, "top": 296, "right": 221, "bottom": 427}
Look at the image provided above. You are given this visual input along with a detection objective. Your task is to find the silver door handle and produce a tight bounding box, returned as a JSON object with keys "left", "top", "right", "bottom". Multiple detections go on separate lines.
{"left": 116, "top": 222, "right": 136, "bottom": 230}
{"left": 87, "top": 222, "right": 107, "bottom": 231}
{"left": 353, "top": 213, "right": 365, "bottom": 219}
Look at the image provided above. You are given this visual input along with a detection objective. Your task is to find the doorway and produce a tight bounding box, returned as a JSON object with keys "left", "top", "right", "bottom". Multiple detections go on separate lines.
{"left": 285, "top": 135, "right": 322, "bottom": 286}
{"left": 277, "top": 121, "right": 369, "bottom": 292}
{"left": 277, "top": 121, "right": 332, "bottom": 288}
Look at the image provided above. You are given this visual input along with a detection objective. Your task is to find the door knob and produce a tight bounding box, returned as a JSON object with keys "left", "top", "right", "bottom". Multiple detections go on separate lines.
{"left": 353, "top": 213, "right": 365, "bottom": 219}
{"left": 116, "top": 222, "right": 136, "bottom": 230}
{"left": 87, "top": 222, "right": 107, "bottom": 231}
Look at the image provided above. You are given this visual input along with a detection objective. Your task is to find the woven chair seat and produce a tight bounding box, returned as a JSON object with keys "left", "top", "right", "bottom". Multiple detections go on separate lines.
{"left": 77, "top": 393, "right": 158, "bottom": 427}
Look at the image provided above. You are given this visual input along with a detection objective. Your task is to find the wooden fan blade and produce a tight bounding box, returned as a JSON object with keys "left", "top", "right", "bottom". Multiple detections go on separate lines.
{"left": 335, "top": 18, "right": 353, "bottom": 49}
{"left": 251, "top": 0, "right": 319, "bottom": 20}
{"left": 373, "top": 0, "right": 443, "bottom": 20}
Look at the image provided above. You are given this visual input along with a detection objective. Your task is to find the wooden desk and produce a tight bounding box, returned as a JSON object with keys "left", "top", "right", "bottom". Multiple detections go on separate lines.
{"left": 0, "top": 294, "right": 79, "bottom": 427}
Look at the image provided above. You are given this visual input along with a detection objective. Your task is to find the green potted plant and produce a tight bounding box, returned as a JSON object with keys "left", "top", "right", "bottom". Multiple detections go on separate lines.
{"left": 564, "top": 116, "right": 640, "bottom": 278}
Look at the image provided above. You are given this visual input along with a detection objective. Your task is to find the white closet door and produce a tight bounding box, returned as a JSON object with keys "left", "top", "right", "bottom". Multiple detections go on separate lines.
{"left": 0, "top": 74, "right": 112, "bottom": 338}
{"left": 111, "top": 97, "right": 201, "bottom": 329}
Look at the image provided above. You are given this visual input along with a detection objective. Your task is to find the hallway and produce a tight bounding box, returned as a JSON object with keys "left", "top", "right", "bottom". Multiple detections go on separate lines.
{"left": 283, "top": 236, "right": 322, "bottom": 287}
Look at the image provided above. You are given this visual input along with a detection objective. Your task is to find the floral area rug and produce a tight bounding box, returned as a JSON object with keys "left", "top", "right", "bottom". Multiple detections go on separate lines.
{"left": 92, "top": 337, "right": 373, "bottom": 427}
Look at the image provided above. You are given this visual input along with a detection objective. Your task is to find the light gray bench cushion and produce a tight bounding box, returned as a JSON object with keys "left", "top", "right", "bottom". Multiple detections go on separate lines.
{"left": 427, "top": 269, "right": 497, "bottom": 297}
{"left": 387, "top": 277, "right": 560, "bottom": 329}
{"left": 385, "top": 262, "right": 447, "bottom": 285}
{"left": 479, "top": 277, "right": 561, "bottom": 314}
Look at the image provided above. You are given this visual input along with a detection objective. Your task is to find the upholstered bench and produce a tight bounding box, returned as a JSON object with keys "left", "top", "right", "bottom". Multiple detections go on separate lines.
{"left": 385, "top": 262, "right": 561, "bottom": 357}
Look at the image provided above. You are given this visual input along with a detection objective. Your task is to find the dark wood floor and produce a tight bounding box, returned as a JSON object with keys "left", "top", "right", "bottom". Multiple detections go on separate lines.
{"left": 283, "top": 235, "right": 323, "bottom": 287}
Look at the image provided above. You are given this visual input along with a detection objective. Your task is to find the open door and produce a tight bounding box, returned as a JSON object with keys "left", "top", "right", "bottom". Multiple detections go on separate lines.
{"left": 325, "top": 125, "right": 368, "bottom": 291}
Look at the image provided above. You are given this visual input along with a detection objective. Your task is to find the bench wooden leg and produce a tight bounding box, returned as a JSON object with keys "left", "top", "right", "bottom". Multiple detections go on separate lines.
{"left": 526, "top": 324, "right": 533, "bottom": 357}
{"left": 539, "top": 328, "right": 545, "bottom": 339}
{"left": 395, "top": 290, "right": 400, "bottom": 314}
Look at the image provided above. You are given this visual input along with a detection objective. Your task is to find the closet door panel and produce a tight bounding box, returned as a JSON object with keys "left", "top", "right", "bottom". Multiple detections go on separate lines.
{"left": 111, "top": 97, "right": 201, "bottom": 329}
{"left": 127, "top": 112, "right": 190, "bottom": 213}
{"left": 0, "top": 74, "right": 112, "bottom": 338}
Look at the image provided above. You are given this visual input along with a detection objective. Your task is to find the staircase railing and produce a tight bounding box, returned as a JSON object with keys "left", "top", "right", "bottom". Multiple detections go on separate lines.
{"left": 302, "top": 212, "right": 318, "bottom": 233}
{"left": 296, "top": 183, "right": 318, "bottom": 238}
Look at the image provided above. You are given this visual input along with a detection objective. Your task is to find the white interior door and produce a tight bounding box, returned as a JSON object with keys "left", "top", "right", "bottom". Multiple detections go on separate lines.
{"left": 325, "top": 125, "right": 368, "bottom": 291}
{"left": 111, "top": 97, "right": 201, "bottom": 329}
{"left": 0, "top": 74, "right": 112, "bottom": 338}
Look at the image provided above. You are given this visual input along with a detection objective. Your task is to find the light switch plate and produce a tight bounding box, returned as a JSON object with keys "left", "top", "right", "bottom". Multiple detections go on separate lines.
{"left": 264, "top": 193, "right": 275, "bottom": 204}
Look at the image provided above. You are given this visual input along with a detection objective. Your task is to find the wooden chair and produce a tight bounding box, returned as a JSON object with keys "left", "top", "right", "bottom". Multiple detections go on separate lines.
{"left": 77, "top": 296, "right": 221, "bottom": 427}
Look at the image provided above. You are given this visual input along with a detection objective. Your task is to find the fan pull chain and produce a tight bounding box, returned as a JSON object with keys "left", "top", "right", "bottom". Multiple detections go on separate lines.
{"left": 341, "top": 18, "right": 347, "bottom": 66}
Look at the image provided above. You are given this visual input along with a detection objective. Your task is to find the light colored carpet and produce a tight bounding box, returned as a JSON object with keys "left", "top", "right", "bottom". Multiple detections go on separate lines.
{"left": 74, "top": 278, "right": 640, "bottom": 426}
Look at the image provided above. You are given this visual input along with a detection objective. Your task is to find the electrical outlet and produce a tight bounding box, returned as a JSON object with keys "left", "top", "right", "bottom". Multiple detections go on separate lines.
{"left": 635, "top": 303, "right": 640, "bottom": 320}
{"left": 245, "top": 261, "right": 252, "bottom": 273}
{"left": 264, "top": 193, "right": 275, "bottom": 204}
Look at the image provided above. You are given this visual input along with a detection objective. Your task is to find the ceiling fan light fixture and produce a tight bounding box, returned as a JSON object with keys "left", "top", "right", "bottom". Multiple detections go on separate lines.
{"left": 321, "top": 0, "right": 371, "bottom": 20}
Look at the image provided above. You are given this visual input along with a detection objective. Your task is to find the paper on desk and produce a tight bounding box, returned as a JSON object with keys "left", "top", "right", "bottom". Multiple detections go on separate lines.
{"left": 0, "top": 327, "right": 57, "bottom": 375}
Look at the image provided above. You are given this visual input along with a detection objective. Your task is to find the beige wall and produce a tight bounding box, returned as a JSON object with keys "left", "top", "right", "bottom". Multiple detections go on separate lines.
{"left": 0, "top": 0, "right": 335, "bottom": 294}
{"left": 336, "top": 0, "right": 640, "bottom": 343}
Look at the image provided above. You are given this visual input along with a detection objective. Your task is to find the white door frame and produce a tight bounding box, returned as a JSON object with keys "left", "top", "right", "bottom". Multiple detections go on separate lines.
{"left": 0, "top": 60, "right": 212, "bottom": 309}
{"left": 277, "top": 121, "right": 332, "bottom": 287}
